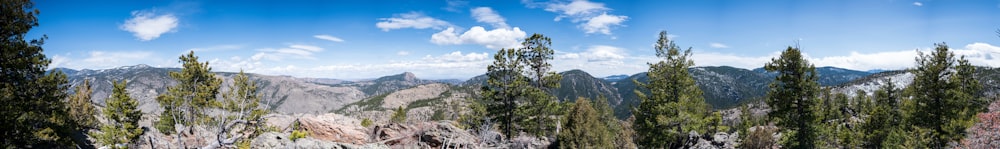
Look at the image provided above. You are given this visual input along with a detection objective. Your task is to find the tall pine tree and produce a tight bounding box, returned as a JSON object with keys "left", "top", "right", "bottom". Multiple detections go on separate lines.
{"left": 903, "top": 43, "right": 983, "bottom": 147}
{"left": 483, "top": 48, "right": 528, "bottom": 138}
{"left": 861, "top": 79, "right": 902, "bottom": 148}
{"left": 155, "top": 51, "right": 222, "bottom": 147}
{"left": 517, "top": 33, "right": 563, "bottom": 138}
{"left": 764, "top": 46, "right": 820, "bottom": 149}
{"left": 93, "top": 80, "right": 144, "bottom": 149}
{"left": 633, "top": 31, "right": 714, "bottom": 148}
{"left": 1, "top": 0, "right": 75, "bottom": 147}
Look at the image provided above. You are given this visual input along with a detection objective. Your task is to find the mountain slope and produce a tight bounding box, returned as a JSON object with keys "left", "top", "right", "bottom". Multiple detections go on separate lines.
{"left": 554, "top": 70, "right": 623, "bottom": 106}
{"left": 57, "top": 65, "right": 444, "bottom": 114}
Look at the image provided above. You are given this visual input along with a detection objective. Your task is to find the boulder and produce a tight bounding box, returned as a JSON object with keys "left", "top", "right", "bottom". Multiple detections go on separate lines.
{"left": 298, "top": 113, "right": 370, "bottom": 144}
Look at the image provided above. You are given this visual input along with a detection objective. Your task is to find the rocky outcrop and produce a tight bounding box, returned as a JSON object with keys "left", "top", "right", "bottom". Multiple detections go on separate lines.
{"left": 251, "top": 132, "right": 388, "bottom": 149}
{"left": 297, "top": 113, "right": 370, "bottom": 144}
{"left": 381, "top": 83, "right": 450, "bottom": 109}
{"left": 373, "top": 122, "right": 477, "bottom": 148}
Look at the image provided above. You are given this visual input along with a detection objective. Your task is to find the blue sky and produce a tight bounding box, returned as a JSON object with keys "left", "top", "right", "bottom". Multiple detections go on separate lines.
{"left": 28, "top": 0, "right": 1000, "bottom": 80}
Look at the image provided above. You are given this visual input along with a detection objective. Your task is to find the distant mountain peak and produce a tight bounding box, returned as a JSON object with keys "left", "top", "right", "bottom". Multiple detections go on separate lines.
{"left": 114, "top": 64, "right": 152, "bottom": 70}
{"left": 377, "top": 72, "right": 418, "bottom": 82}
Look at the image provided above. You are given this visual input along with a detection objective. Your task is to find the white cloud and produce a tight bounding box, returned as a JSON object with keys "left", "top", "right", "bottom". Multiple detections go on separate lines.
{"left": 397, "top": 51, "right": 410, "bottom": 56}
{"left": 443, "top": 0, "right": 469, "bottom": 12}
{"left": 186, "top": 44, "right": 242, "bottom": 53}
{"left": 375, "top": 12, "right": 451, "bottom": 31}
{"left": 687, "top": 42, "right": 1000, "bottom": 71}
{"left": 49, "top": 55, "right": 69, "bottom": 69}
{"left": 222, "top": 51, "right": 493, "bottom": 80}
{"left": 544, "top": 0, "right": 608, "bottom": 20}
{"left": 313, "top": 34, "right": 344, "bottom": 42}
{"left": 913, "top": 2, "right": 923, "bottom": 6}
{"left": 540, "top": 0, "right": 628, "bottom": 35}
{"left": 120, "top": 10, "right": 178, "bottom": 41}
{"left": 430, "top": 26, "right": 527, "bottom": 49}
{"left": 423, "top": 51, "right": 489, "bottom": 62}
{"left": 471, "top": 7, "right": 509, "bottom": 29}
{"left": 250, "top": 44, "right": 324, "bottom": 61}
{"left": 580, "top": 13, "right": 627, "bottom": 35}
{"left": 557, "top": 45, "right": 627, "bottom": 66}
{"left": 709, "top": 43, "right": 730, "bottom": 48}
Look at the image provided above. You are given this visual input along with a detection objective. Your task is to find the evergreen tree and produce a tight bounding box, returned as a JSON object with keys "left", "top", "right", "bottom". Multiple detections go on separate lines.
{"left": 632, "top": 31, "right": 714, "bottom": 148}
{"left": 517, "top": 33, "right": 563, "bottom": 138}
{"left": 903, "top": 43, "right": 983, "bottom": 147}
{"left": 93, "top": 80, "right": 144, "bottom": 149}
{"left": 557, "top": 97, "right": 613, "bottom": 149}
{"left": 391, "top": 106, "right": 407, "bottom": 123}
{"left": 482, "top": 48, "right": 529, "bottom": 137}
{"left": 861, "top": 79, "right": 901, "bottom": 148}
{"left": 213, "top": 70, "right": 268, "bottom": 147}
{"left": 67, "top": 79, "right": 97, "bottom": 130}
{"left": 155, "top": 51, "right": 222, "bottom": 147}
{"left": 764, "top": 46, "right": 820, "bottom": 149}
{"left": 1, "top": 0, "right": 75, "bottom": 147}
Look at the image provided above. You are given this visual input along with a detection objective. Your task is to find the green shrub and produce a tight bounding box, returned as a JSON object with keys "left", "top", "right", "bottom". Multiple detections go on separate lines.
{"left": 361, "top": 118, "right": 373, "bottom": 127}
{"left": 289, "top": 130, "right": 308, "bottom": 141}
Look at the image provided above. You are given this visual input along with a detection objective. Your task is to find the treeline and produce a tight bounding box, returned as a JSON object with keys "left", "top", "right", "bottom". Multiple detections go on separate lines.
{"left": 468, "top": 30, "right": 995, "bottom": 148}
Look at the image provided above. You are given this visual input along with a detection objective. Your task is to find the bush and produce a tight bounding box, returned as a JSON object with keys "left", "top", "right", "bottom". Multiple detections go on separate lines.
{"left": 361, "top": 118, "right": 373, "bottom": 127}
{"left": 289, "top": 130, "right": 308, "bottom": 141}
{"left": 740, "top": 126, "right": 777, "bottom": 149}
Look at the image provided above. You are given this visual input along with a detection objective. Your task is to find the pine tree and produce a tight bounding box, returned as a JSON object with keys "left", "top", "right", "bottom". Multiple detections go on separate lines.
{"left": 1, "top": 0, "right": 75, "bottom": 147}
{"left": 903, "top": 43, "right": 983, "bottom": 147}
{"left": 155, "top": 51, "right": 222, "bottom": 147}
{"left": 211, "top": 70, "right": 268, "bottom": 147}
{"left": 764, "top": 46, "right": 820, "bottom": 149}
{"left": 557, "top": 97, "right": 613, "bottom": 149}
{"left": 517, "top": 33, "right": 563, "bottom": 138}
{"left": 67, "top": 79, "right": 97, "bottom": 130}
{"left": 633, "top": 31, "right": 714, "bottom": 148}
{"left": 482, "top": 48, "right": 529, "bottom": 137}
{"left": 93, "top": 80, "right": 144, "bottom": 149}
{"left": 861, "top": 79, "right": 901, "bottom": 148}
{"left": 391, "top": 106, "right": 407, "bottom": 123}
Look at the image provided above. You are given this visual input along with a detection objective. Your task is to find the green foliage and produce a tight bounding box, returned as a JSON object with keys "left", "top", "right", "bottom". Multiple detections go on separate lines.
{"left": 741, "top": 126, "right": 778, "bottom": 149}
{"left": 458, "top": 97, "right": 488, "bottom": 130}
{"left": 557, "top": 98, "right": 614, "bottom": 149}
{"left": 67, "top": 79, "right": 97, "bottom": 130}
{"left": 361, "top": 118, "right": 373, "bottom": 127}
{"left": 93, "top": 80, "right": 144, "bottom": 148}
{"left": 482, "top": 33, "right": 564, "bottom": 138}
{"left": 903, "top": 43, "right": 984, "bottom": 148}
{"left": 860, "top": 79, "right": 903, "bottom": 148}
{"left": 155, "top": 51, "right": 222, "bottom": 139}
{"left": 0, "top": 0, "right": 76, "bottom": 147}
{"left": 391, "top": 106, "right": 407, "bottom": 123}
{"left": 289, "top": 130, "right": 308, "bottom": 142}
{"left": 764, "top": 46, "right": 821, "bottom": 149}
{"left": 218, "top": 70, "right": 269, "bottom": 143}
{"left": 632, "top": 31, "right": 715, "bottom": 148}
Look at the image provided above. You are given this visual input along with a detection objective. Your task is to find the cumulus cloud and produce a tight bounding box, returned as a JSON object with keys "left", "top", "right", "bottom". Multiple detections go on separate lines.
{"left": 430, "top": 26, "right": 527, "bottom": 49}
{"left": 471, "top": 7, "right": 509, "bottom": 29}
{"left": 540, "top": 0, "right": 628, "bottom": 35}
{"left": 913, "top": 2, "right": 923, "bottom": 6}
{"left": 313, "top": 34, "right": 344, "bottom": 42}
{"left": 709, "top": 43, "right": 730, "bottom": 48}
{"left": 120, "top": 10, "right": 179, "bottom": 41}
{"left": 250, "top": 44, "right": 324, "bottom": 61}
{"left": 375, "top": 12, "right": 452, "bottom": 31}
{"left": 557, "top": 45, "right": 627, "bottom": 65}
{"left": 581, "top": 13, "right": 627, "bottom": 35}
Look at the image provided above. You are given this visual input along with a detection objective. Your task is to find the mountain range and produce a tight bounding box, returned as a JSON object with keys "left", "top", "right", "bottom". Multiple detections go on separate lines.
{"left": 55, "top": 64, "right": 1000, "bottom": 120}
